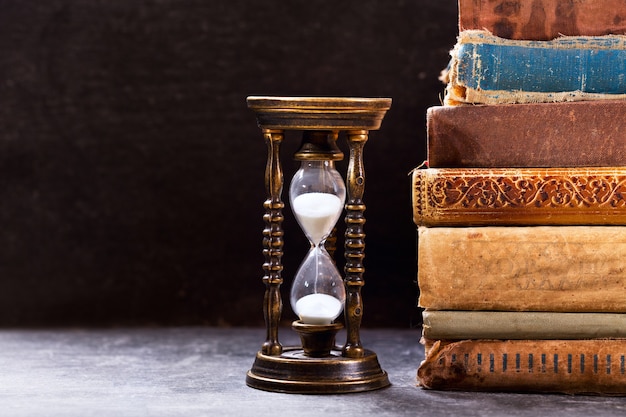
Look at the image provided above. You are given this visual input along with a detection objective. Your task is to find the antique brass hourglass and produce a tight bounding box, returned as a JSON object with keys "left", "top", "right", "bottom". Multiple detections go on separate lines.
{"left": 246, "top": 96, "right": 392, "bottom": 393}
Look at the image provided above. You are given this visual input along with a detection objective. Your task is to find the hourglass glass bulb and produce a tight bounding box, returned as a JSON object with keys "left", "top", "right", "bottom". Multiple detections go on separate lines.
{"left": 291, "top": 247, "right": 346, "bottom": 324}
{"left": 289, "top": 158, "right": 346, "bottom": 325}
{"left": 290, "top": 160, "right": 346, "bottom": 245}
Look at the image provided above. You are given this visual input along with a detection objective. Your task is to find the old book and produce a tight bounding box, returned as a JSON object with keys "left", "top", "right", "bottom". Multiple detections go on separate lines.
{"left": 426, "top": 101, "right": 626, "bottom": 168}
{"left": 422, "top": 311, "right": 626, "bottom": 340}
{"left": 418, "top": 339, "right": 626, "bottom": 395}
{"left": 417, "top": 226, "right": 626, "bottom": 312}
{"left": 445, "top": 30, "right": 626, "bottom": 105}
{"left": 412, "top": 168, "right": 626, "bottom": 227}
{"left": 459, "top": 0, "right": 626, "bottom": 41}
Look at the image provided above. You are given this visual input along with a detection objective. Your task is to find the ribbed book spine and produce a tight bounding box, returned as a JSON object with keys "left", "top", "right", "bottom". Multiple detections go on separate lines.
{"left": 418, "top": 339, "right": 626, "bottom": 395}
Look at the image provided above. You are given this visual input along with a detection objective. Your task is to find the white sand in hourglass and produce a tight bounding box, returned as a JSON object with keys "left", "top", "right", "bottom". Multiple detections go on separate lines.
{"left": 291, "top": 192, "right": 343, "bottom": 245}
{"left": 295, "top": 293, "right": 343, "bottom": 325}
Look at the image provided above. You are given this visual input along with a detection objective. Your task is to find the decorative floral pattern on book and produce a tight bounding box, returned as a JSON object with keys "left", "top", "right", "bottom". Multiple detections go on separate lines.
{"left": 429, "top": 174, "right": 626, "bottom": 209}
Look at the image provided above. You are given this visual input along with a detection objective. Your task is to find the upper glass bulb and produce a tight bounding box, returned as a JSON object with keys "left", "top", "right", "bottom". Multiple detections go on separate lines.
{"left": 289, "top": 160, "right": 346, "bottom": 246}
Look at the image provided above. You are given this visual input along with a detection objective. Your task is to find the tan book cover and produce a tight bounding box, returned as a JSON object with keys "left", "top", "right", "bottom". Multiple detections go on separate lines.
{"left": 419, "top": 339, "right": 626, "bottom": 395}
{"left": 418, "top": 226, "right": 626, "bottom": 312}
{"left": 413, "top": 168, "right": 626, "bottom": 227}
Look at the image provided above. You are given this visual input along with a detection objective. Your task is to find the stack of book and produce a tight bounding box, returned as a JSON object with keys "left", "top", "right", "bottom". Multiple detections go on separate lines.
{"left": 413, "top": 0, "right": 626, "bottom": 395}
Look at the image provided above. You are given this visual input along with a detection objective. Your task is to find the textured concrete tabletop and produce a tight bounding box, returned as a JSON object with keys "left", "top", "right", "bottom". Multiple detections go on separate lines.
{"left": 0, "top": 327, "right": 625, "bottom": 416}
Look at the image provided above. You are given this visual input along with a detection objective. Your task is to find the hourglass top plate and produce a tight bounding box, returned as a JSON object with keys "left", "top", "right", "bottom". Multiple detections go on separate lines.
{"left": 247, "top": 96, "right": 392, "bottom": 131}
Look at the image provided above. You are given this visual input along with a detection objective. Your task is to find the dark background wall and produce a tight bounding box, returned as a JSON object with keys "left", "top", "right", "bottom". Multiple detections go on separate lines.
{"left": 0, "top": 0, "right": 457, "bottom": 327}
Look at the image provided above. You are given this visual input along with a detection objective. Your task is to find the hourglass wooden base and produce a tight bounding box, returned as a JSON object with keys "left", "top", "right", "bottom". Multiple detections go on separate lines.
{"left": 246, "top": 96, "right": 392, "bottom": 394}
{"left": 246, "top": 348, "right": 390, "bottom": 394}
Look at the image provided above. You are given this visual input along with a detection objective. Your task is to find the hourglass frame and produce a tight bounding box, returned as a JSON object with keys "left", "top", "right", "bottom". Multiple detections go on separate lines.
{"left": 246, "top": 96, "right": 392, "bottom": 394}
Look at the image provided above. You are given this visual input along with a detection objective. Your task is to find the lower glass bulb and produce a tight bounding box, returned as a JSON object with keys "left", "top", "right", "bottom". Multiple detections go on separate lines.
{"left": 290, "top": 246, "right": 345, "bottom": 325}
{"left": 295, "top": 293, "right": 343, "bottom": 325}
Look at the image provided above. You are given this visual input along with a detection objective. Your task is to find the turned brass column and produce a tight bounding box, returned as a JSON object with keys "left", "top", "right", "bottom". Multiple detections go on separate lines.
{"left": 261, "top": 129, "right": 284, "bottom": 357}
{"left": 343, "top": 129, "right": 368, "bottom": 358}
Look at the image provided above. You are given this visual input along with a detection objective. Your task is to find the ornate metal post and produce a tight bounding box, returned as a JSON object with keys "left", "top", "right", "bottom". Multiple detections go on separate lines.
{"left": 261, "top": 129, "right": 284, "bottom": 356}
{"left": 343, "top": 129, "right": 368, "bottom": 358}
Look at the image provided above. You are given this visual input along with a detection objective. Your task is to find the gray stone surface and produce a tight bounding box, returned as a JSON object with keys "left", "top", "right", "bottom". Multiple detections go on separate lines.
{"left": 1, "top": 327, "right": 626, "bottom": 416}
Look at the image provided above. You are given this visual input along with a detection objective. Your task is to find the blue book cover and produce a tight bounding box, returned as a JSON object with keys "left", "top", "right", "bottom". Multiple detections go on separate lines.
{"left": 445, "top": 30, "right": 626, "bottom": 105}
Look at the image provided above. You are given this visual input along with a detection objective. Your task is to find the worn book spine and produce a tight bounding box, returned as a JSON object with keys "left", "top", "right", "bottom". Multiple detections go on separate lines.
{"left": 417, "top": 226, "right": 626, "bottom": 312}
{"left": 445, "top": 30, "right": 626, "bottom": 105}
{"left": 422, "top": 311, "right": 626, "bottom": 340}
{"left": 426, "top": 101, "right": 626, "bottom": 168}
{"left": 459, "top": 0, "right": 626, "bottom": 41}
{"left": 418, "top": 339, "right": 626, "bottom": 395}
{"left": 412, "top": 168, "right": 626, "bottom": 227}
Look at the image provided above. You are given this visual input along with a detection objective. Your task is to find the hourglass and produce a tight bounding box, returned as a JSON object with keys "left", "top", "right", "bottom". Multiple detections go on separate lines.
{"left": 246, "top": 96, "right": 392, "bottom": 394}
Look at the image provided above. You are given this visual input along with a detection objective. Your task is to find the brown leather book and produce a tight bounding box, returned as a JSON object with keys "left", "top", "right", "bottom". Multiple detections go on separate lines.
{"left": 459, "top": 0, "right": 626, "bottom": 40}
{"left": 417, "top": 226, "right": 626, "bottom": 312}
{"left": 426, "top": 101, "right": 626, "bottom": 168}
{"left": 413, "top": 167, "right": 626, "bottom": 226}
{"left": 418, "top": 339, "right": 626, "bottom": 395}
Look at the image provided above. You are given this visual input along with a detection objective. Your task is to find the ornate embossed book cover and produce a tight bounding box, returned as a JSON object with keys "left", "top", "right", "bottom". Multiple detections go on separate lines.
{"left": 459, "top": 0, "right": 626, "bottom": 41}
{"left": 413, "top": 168, "right": 626, "bottom": 226}
{"left": 427, "top": 101, "right": 626, "bottom": 168}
